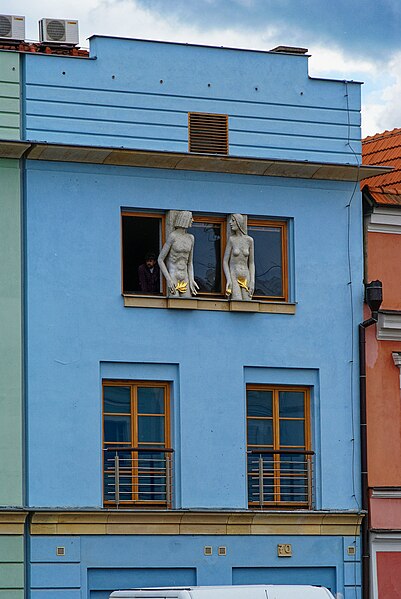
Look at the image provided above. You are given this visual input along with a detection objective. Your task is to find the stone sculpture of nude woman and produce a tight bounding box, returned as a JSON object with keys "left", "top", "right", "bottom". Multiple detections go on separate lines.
{"left": 223, "top": 213, "right": 255, "bottom": 301}
{"left": 158, "top": 210, "right": 199, "bottom": 298}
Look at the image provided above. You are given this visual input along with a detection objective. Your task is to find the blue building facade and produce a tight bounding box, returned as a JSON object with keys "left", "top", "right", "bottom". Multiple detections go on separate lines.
{"left": 0, "top": 35, "right": 379, "bottom": 598}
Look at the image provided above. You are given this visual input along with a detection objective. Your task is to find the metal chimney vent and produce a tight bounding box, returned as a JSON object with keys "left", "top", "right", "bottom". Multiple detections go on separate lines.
{"left": 188, "top": 112, "right": 229, "bottom": 155}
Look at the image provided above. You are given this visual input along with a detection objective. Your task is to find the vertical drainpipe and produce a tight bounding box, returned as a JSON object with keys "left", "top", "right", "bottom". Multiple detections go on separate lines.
{"left": 359, "top": 280, "right": 382, "bottom": 599}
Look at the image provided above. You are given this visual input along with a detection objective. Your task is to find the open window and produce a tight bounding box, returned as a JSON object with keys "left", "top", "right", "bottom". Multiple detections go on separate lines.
{"left": 121, "top": 212, "right": 164, "bottom": 295}
{"left": 247, "top": 385, "right": 312, "bottom": 508}
{"left": 191, "top": 215, "right": 226, "bottom": 296}
{"left": 248, "top": 220, "right": 288, "bottom": 301}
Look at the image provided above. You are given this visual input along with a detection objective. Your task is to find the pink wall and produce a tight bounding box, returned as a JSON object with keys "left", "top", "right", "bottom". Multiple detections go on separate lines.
{"left": 377, "top": 551, "right": 401, "bottom": 598}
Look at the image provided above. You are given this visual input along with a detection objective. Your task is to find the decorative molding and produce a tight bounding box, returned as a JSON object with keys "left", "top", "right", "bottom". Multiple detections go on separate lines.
{"left": 366, "top": 207, "right": 401, "bottom": 234}
{"left": 0, "top": 139, "right": 390, "bottom": 181}
{"left": 372, "top": 488, "right": 401, "bottom": 499}
{"left": 123, "top": 295, "right": 296, "bottom": 314}
{"left": 30, "top": 510, "right": 363, "bottom": 536}
{"left": 0, "top": 512, "right": 27, "bottom": 535}
{"left": 377, "top": 311, "right": 401, "bottom": 341}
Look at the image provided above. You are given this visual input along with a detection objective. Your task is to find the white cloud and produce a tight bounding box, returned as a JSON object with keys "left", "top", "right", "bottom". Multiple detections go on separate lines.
{"left": 308, "top": 45, "right": 378, "bottom": 78}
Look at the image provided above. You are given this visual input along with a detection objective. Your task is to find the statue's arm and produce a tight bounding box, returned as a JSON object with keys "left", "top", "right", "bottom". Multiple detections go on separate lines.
{"left": 223, "top": 238, "right": 232, "bottom": 294}
{"left": 188, "top": 235, "right": 199, "bottom": 295}
{"left": 158, "top": 234, "right": 176, "bottom": 294}
{"left": 248, "top": 236, "right": 255, "bottom": 297}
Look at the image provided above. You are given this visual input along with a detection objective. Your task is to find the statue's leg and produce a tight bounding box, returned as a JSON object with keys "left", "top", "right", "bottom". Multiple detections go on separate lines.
{"left": 231, "top": 279, "right": 242, "bottom": 300}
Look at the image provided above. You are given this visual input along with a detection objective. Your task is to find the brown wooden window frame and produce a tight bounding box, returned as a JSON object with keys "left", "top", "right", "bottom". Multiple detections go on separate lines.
{"left": 246, "top": 384, "right": 312, "bottom": 508}
{"left": 188, "top": 112, "right": 229, "bottom": 155}
{"left": 248, "top": 219, "right": 289, "bottom": 302}
{"left": 103, "top": 380, "right": 171, "bottom": 508}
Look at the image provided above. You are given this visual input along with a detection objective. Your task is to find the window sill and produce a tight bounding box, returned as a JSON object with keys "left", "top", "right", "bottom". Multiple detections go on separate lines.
{"left": 123, "top": 295, "right": 296, "bottom": 314}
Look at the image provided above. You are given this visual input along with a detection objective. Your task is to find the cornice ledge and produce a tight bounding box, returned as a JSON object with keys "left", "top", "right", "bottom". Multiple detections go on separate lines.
{"left": 30, "top": 510, "right": 363, "bottom": 536}
{"left": 0, "top": 511, "right": 27, "bottom": 535}
{"left": 377, "top": 311, "right": 401, "bottom": 341}
{"left": 0, "top": 139, "right": 390, "bottom": 182}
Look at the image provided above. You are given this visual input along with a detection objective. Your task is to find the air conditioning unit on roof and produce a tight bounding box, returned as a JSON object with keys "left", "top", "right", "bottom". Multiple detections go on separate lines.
{"left": 39, "top": 18, "right": 79, "bottom": 46}
{"left": 0, "top": 14, "right": 25, "bottom": 41}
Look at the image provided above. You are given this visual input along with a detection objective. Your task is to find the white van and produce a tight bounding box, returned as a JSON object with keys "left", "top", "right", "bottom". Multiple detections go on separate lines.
{"left": 109, "top": 585, "right": 335, "bottom": 599}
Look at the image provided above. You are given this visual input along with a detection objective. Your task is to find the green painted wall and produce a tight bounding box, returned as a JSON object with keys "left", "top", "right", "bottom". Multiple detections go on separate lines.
{"left": 0, "top": 536, "right": 24, "bottom": 598}
{"left": 0, "top": 52, "right": 24, "bottom": 598}
{"left": 0, "top": 159, "right": 23, "bottom": 506}
{"left": 0, "top": 51, "right": 20, "bottom": 140}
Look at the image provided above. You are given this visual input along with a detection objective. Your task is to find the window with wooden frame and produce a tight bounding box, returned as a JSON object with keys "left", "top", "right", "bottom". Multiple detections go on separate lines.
{"left": 246, "top": 385, "right": 312, "bottom": 508}
{"left": 191, "top": 215, "right": 226, "bottom": 296}
{"left": 188, "top": 112, "right": 229, "bottom": 155}
{"left": 103, "top": 381, "right": 172, "bottom": 507}
{"left": 248, "top": 220, "right": 288, "bottom": 302}
{"left": 121, "top": 212, "right": 165, "bottom": 295}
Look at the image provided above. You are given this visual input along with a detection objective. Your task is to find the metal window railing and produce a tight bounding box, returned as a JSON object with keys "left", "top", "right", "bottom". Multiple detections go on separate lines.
{"left": 247, "top": 449, "right": 314, "bottom": 508}
{"left": 104, "top": 447, "right": 174, "bottom": 508}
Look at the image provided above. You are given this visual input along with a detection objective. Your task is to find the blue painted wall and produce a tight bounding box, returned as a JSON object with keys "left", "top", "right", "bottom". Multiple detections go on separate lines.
{"left": 25, "top": 161, "right": 363, "bottom": 510}
{"left": 23, "top": 37, "right": 361, "bottom": 163}
{"left": 29, "top": 534, "right": 361, "bottom": 599}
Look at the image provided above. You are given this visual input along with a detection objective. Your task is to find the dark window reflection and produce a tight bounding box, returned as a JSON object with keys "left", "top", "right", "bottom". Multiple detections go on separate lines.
{"left": 104, "top": 386, "right": 131, "bottom": 414}
{"left": 191, "top": 221, "right": 222, "bottom": 293}
{"left": 249, "top": 225, "right": 283, "bottom": 297}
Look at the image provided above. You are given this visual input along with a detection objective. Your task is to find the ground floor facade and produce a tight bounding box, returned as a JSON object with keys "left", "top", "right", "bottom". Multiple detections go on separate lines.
{"left": 23, "top": 511, "right": 363, "bottom": 599}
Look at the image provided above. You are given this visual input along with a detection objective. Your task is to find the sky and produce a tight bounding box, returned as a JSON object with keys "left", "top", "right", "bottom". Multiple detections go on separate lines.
{"left": 2, "top": 0, "right": 401, "bottom": 137}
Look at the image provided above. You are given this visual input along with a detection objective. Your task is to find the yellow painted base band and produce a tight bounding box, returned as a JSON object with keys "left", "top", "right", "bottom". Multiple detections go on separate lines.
{"left": 0, "top": 513, "right": 27, "bottom": 535}
{"left": 30, "top": 511, "right": 363, "bottom": 536}
{"left": 124, "top": 295, "right": 296, "bottom": 314}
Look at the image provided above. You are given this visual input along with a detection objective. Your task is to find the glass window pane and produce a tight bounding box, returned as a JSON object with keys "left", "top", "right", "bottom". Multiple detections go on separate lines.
{"left": 247, "top": 390, "right": 273, "bottom": 417}
{"left": 137, "top": 387, "right": 165, "bottom": 414}
{"left": 280, "top": 452, "right": 307, "bottom": 472}
{"left": 104, "top": 386, "right": 131, "bottom": 413}
{"left": 280, "top": 475, "right": 308, "bottom": 503}
{"left": 104, "top": 415, "right": 131, "bottom": 443}
{"left": 191, "top": 221, "right": 222, "bottom": 293}
{"left": 138, "top": 416, "right": 165, "bottom": 443}
{"left": 247, "top": 419, "right": 273, "bottom": 446}
{"left": 138, "top": 475, "right": 166, "bottom": 501}
{"left": 279, "top": 419, "right": 305, "bottom": 446}
{"left": 249, "top": 225, "right": 283, "bottom": 297}
{"left": 279, "top": 391, "right": 305, "bottom": 418}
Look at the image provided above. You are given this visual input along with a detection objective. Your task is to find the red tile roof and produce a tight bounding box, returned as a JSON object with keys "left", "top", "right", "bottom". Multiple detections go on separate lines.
{"left": 0, "top": 42, "right": 89, "bottom": 57}
{"left": 362, "top": 128, "right": 401, "bottom": 205}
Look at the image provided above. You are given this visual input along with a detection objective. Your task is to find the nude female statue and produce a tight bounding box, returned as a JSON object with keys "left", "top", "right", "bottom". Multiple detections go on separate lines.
{"left": 223, "top": 213, "right": 255, "bottom": 301}
{"left": 158, "top": 210, "right": 199, "bottom": 297}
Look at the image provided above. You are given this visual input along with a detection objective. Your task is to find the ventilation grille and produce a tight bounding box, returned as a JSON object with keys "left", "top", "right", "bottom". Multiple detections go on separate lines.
{"left": 188, "top": 112, "right": 229, "bottom": 155}
{"left": 0, "top": 16, "right": 12, "bottom": 37}
{"left": 46, "top": 19, "right": 66, "bottom": 41}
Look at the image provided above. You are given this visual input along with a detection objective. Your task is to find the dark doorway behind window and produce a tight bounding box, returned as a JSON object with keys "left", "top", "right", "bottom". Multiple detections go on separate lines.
{"left": 122, "top": 214, "right": 162, "bottom": 294}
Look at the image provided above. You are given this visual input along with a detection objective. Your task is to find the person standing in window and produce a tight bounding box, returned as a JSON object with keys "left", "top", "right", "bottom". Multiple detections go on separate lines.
{"left": 224, "top": 213, "right": 255, "bottom": 301}
{"left": 138, "top": 252, "right": 160, "bottom": 294}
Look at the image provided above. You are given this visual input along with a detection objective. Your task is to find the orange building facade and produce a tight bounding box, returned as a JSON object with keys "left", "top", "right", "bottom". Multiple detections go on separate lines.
{"left": 362, "top": 129, "right": 401, "bottom": 599}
